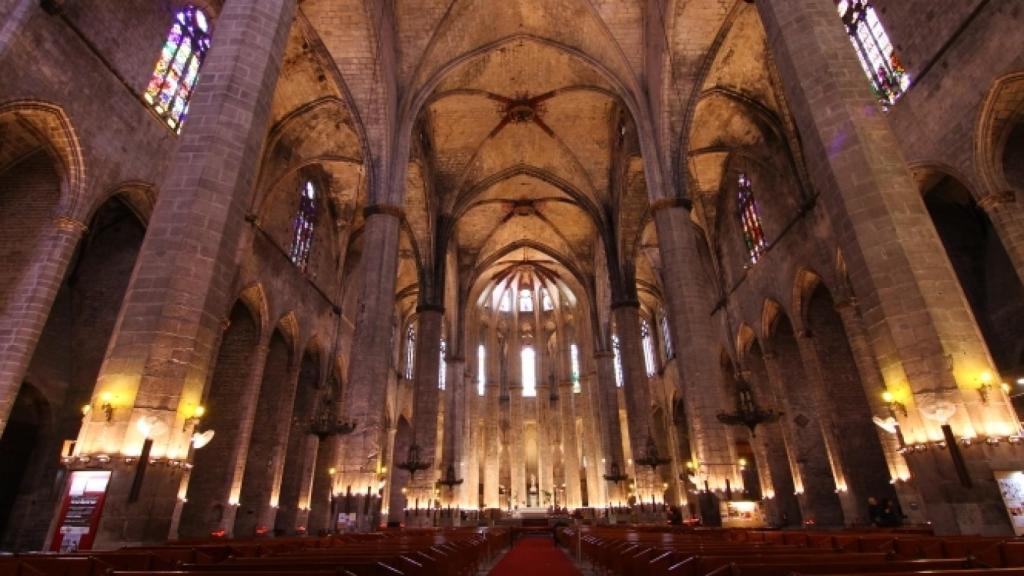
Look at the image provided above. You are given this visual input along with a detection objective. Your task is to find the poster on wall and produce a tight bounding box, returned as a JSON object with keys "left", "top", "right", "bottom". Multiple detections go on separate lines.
{"left": 719, "top": 500, "right": 766, "bottom": 528}
{"left": 995, "top": 470, "right": 1024, "bottom": 536}
{"left": 50, "top": 470, "right": 111, "bottom": 552}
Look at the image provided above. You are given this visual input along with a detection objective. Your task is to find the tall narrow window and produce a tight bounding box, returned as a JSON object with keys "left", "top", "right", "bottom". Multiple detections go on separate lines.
{"left": 570, "top": 343, "right": 581, "bottom": 394}
{"left": 542, "top": 288, "right": 555, "bottom": 311}
{"left": 498, "top": 289, "right": 512, "bottom": 312}
{"left": 144, "top": 6, "right": 211, "bottom": 133}
{"left": 738, "top": 173, "right": 767, "bottom": 264}
{"left": 641, "top": 319, "right": 657, "bottom": 377}
{"left": 519, "top": 289, "right": 534, "bottom": 312}
{"left": 660, "top": 311, "right": 674, "bottom": 360}
{"left": 289, "top": 180, "right": 318, "bottom": 270}
{"left": 438, "top": 339, "right": 448, "bottom": 390}
{"left": 836, "top": 0, "right": 908, "bottom": 106}
{"left": 521, "top": 346, "right": 537, "bottom": 397}
{"left": 477, "top": 344, "right": 486, "bottom": 396}
{"left": 404, "top": 325, "right": 416, "bottom": 380}
{"left": 611, "top": 334, "right": 623, "bottom": 388}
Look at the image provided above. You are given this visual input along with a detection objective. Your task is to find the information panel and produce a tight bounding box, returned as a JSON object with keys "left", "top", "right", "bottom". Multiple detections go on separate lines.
{"left": 995, "top": 470, "right": 1024, "bottom": 536}
{"left": 50, "top": 470, "right": 111, "bottom": 552}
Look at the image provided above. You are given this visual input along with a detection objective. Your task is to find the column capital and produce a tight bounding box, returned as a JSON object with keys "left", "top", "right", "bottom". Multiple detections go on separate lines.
{"left": 650, "top": 196, "right": 693, "bottom": 215}
{"left": 978, "top": 190, "right": 1015, "bottom": 212}
{"left": 363, "top": 204, "right": 405, "bottom": 219}
{"left": 54, "top": 215, "right": 89, "bottom": 234}
{"left": 611, "top": 299, "right": 641, "bottom": 310}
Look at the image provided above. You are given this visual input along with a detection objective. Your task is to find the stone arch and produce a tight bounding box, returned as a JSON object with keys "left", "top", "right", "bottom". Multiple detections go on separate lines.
{"left": 3, "top": 192, "right": 146, "bottom": 548}
{"left": 735, "top": 323, "right": 757, "bottom": 360}
{"left": 793, "top": 267, "right": 825, "bottom": 333}
{"left": 0, "top": 382, "right": 53, "bottom": 549}
{"left": 916, "top": 166, "right": 1024, "bottom": 380}
{"left": 0, "top": 100, "right": 86, "bottom": 218}
{"left": 237, "top": 283, "right": 271, "bottom": 343}
{"left": 975, "top": 72, "right": 1024, "bottom": 196}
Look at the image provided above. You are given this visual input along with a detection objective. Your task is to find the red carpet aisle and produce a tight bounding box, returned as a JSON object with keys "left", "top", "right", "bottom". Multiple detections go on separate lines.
{"left": 489, "top": 536, "right": 582, "bottom": 576}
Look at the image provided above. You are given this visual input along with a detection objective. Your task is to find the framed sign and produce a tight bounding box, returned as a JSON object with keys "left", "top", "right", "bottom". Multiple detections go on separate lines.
{"left": 995, "top": 470, "right": 1024, "bottom": 536}
{"left": 50, "top": 470, "right": 111, "bottom": 551}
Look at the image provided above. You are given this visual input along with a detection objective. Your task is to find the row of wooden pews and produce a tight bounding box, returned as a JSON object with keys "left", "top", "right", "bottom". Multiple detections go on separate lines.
{"left": 0, "top": 528, "right": 510, "bottom": 576}
{"left": 557, "top": 525, "right": 1024, "bottom": 576}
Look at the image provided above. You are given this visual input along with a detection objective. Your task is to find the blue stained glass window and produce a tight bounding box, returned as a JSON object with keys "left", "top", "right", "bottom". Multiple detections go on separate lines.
{"left": 738, "top": 173, "right": 767, "bottom": 264}
{"left": 289, "top": 181, "right": 318, "bottom": 271}
{"left": 144, "top": 5, "right": 211, "bottom": 133}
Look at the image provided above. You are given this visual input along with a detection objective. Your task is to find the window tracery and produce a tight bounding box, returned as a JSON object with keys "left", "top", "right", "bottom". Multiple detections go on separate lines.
{"left": 439, "top": 339, "right": 447, "bottom": 390}
{"left": 641, "top": 319, "right": 657, "bottom": 377}
{"left": 144, "top": 5, "right": 211, "bottom": 133}
{"left": 289, "top": 180, "right": 318, "bottom": 271}
{"left": 404, "top": 324, "right": 416, "bottom": 380}
{"left": 522, "top": 346, "right": 537, "bottom": 397}
{"left": 836, "top": 0, "right": 908, "bottom": 106}
{"left": 519, "top": 289, "right": 534, "bottom": 312}
{"left": 570, "top": 343, "right": 581, "bottom": 393}
{"left": 738, "top": 173, "right": 767, "bottom": 264}
{"left": 477, "top": 344, "right": 486, "bottom": 396}
{"left": 612, "top": 334, "right": 623, "bottom": 388}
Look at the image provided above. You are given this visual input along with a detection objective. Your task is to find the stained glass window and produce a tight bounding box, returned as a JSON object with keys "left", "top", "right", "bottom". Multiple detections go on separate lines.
{"left": 404, "top": 325, "right": 416, "bottom": 380}
{"left": 477, "top": 344, "right": 486, "bottom": 396}
{"left": 289, "top": 180, "right": 318, "bottom": 271}
{"left": 519, "top": 289, "right": 534, "bottom": 312}
{"left": 144, "top": 6, "right": 211, "bottom": 133}
{"left": 612, "top": 334, "right": 623, "bottom": 388}
{"left": 641, "top": 319, "right": 657, "bottom": 377}
{"left": 738, "top": 173, "right": 767, "bottom": 264}
{"left": 542, "top": 288, "right": 554, "bottom": 311}
{"left": 660, "top": 311, "right": 674, "bottom": 360}
{"left": 836, "top": 0, "right": 909, "bottom": 106}
{"left": 570, "top": 343, "right": 581, "bottom": 394}
{"left": 498, "top": 289, "right": 512, "bottom": 312}
{"left": 438, "top": 339, "right": 448, "bottom": 390}
{"left": 522, "top": 346, "right": 537, "bottom": 397}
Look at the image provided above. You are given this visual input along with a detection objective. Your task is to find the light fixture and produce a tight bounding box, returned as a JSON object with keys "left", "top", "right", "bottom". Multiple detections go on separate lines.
{"left": 100, "top": 392, "right": 115, "bottom": 422}
{"left": 881, "top": 390, "right": 907, "bottom": 417}
{"left": 183, "top": 405, "right": 206, "bottom": 431}
{"left": 978, "top": 371, "right": 994, "bottom": 403}
{"left": 191, "top": 429, "right": 215, "bottom": 449}
{"left": 717, "top": 375, "right": 781, "bottom": 436}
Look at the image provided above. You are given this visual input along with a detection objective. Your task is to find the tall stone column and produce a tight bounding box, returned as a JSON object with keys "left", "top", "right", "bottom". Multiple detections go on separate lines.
{"left": 558, "top": 380, "right": 582, "bottom": 508}
{"left": 793, "top": 332, "right": 859, "bottom": 522}
{"left": 651, "top": 204, "right": 737, "bottom": 520}
{"left": 336, "top": 206, "right": 402, "bottom": 529}
{"left": 179, "top": 338, "right": 270, "bottom": 538}
{"left": 69, "top": 0, "right": 296, "bottom": 546}
{"left": 404, "top": 307, "right": 443, "bottom": 525}
{"left": 508, "top": 380, "right": 527, "bottom": 509}
{"left": 0, "top": 215, "right": 85, "bottom": 437}
{"left": 833, "top": 298, "right": 926, "bottom": 524}
{"left": 536, "top": 377, "right": 554, "bottom": 505}
{"left": 761, "top": 350, "right": 843, "bottom": 525}
{"left": 611, "top": 303, "right": 658, "bottom": 502}
{"left": 980, "top": 194, "right": 1024, "bottom": 288}
{"left": 440, "top": 356, "right": 465, "bottom": 511}
{"left": 482, "top": 326, "right": 501, "bottom": 509}
{"left": 594, "top": 351, "right": 626, "bottom": 505}
{"left": 757, "top": 0, "right": 1020, "bottom": 534}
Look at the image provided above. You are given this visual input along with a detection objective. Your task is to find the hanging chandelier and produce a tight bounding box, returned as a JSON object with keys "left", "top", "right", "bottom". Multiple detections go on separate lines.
{"left": 716, "top": 376, "right": 781, "bottom": 436}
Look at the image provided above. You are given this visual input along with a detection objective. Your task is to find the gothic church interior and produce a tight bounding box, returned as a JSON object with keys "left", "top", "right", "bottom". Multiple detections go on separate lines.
{"left": 1, "top": 0, "right": 1024, "bottom": 553}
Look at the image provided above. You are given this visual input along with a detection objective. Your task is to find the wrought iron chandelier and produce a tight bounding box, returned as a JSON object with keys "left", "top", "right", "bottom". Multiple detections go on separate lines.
{"left": 308, "top": 398, "right": 356, "bottom": 439}
{"left": 634, "top": 433, "right": 671, "bottom": 472}
{"left": 436, "top": 463, "right": 464, "bottom": 491}
{"left": 396, "top": 442, "right": 432, "bottom": 478}
{"left": 716, "top": 376, "right": 781, "bottom": 436}
{"left": 602, "top": 461, "right": 629, "bottom": 485}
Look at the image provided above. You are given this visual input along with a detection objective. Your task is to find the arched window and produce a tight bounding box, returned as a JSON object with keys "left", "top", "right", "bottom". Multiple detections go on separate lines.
{"left": 519, "top": 289, "right": 534, "bottom": 312}
{"left": 738, "top": 173, "right": 767, "bottom": 264}
{"left": 404, "top": 324, "right": 416, "bottom": 380}
{"left": 641, "top": 319, "right": 657, "bottom": 377}
{"left": 477, "top": 344, "right": 486, "bottom": 396}
{"left": 570, "top": 343, "right": 581, "bottom": 394}
{"left": 289, "top": 180, "right": 318, "bottom": 271}
{"left": 541, "top": 288, "right": 555, "bottom": 311}
{"left": 660, "top": 311, "right": 674, "bottom": 360}
{"left": 521, "top": 346, "right": 537, "bottom": 397}
{"left": 498, "top": 289, "right": 512, "bottom": 312}
{"left": 144, "top": 5, "right": 212, "bottom": 133}
{"left": 836, "top": 0, "right": 908, "bottom": 106}
{"left": 611, "top": 334, "right": 624, "bottom": 388}
{"left": 438, "top": 339, "right": 448, "bottom": 390}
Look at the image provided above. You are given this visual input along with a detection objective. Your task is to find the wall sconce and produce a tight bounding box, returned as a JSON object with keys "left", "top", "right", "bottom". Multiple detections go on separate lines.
{"left": 977, "top": 372, "right": 995, "bottom": 403}
{"left": 182, "top": 405, "right": 206, "bottom": 431}
{"left": 882, "top": 390, "right": 907, "bottom": 417}
{"left": 97, "top": 392, "right": 117, "bottom": 422}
